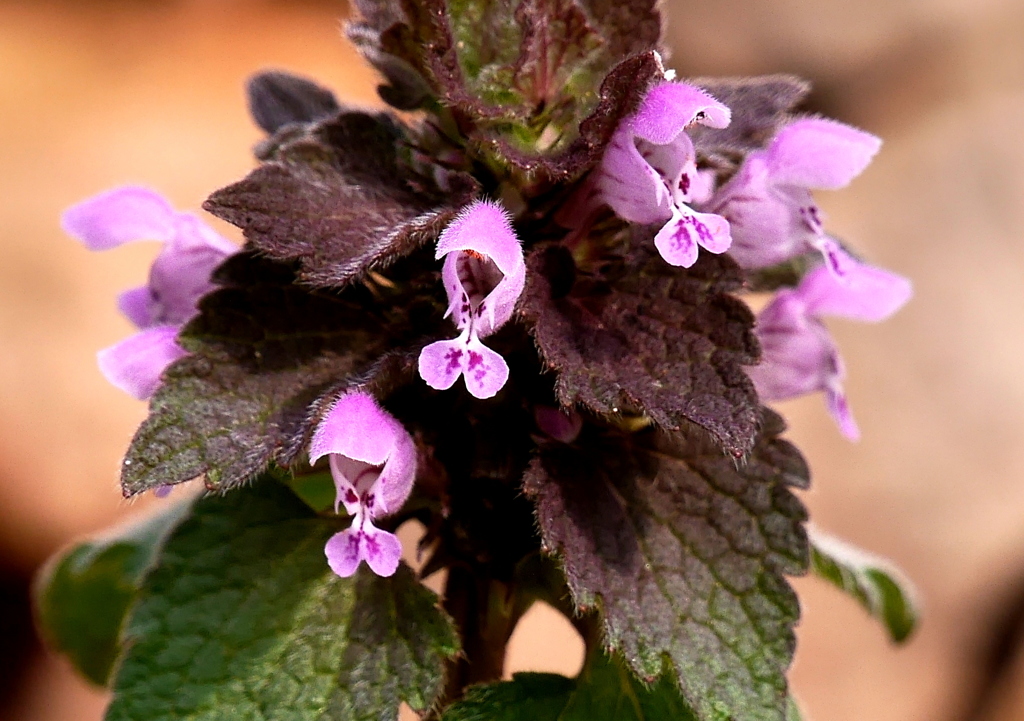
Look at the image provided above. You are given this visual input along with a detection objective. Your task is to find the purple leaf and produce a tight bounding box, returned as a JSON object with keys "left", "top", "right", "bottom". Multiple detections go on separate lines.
{"left": 204, "top": 111, "right": 478, "bottom": 289}
{"left": 519, "top": 237, "right": 762, "bottom": 457}
{"left": 524, "top": 413, "right": 808, "bottom": 721}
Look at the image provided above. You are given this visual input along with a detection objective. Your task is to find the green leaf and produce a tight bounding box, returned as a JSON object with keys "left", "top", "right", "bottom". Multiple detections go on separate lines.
{"left": 34, "top": 500, "right": 192, "bottom": 686}
{"left": 786, "top": 696, "right": 804, "bottom": 721}
{"left": 524, "top": 411, "right": 809, "bottom": 721}
{"left": 105, "top": 480, "right": 459, "bottom": 721}
{"left": 444, "top": 650, "right": 696, "bottom": 721}
{"left": 809, "top": 528, "right": 918, "bottom": 643}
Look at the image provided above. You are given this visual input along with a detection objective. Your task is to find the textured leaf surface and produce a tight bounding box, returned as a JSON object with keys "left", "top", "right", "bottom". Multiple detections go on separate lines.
{"left": 205, "top": 110, "right": 477, "bottom": 289}
{"left": 523, "top": 413, "right": 809, "bottom": 721}
{"left": 106, "top": 481, "right": 458, "bottom": 721}
{"left": 689, "top": 76, "right": 810, "bottom": 159}
{"left": 520, "top": 237, "right": 762, "bottom": 457}
{"left": 493, "top": 51, "right": 663, "bottom": 180}
{"left": 348, "top": 0, "right": 662, "bottom": 177}
{"left": 121, "top": 251, "right": 445, "bottom": 496}
{"left": 35, "top": 502, "right": 191, "bottom": 686}
{"left": 810, "top": 528, "right": 918, "bottom": 643}
{"left": 444, "top": 650, "right": 695, "bottom": 721}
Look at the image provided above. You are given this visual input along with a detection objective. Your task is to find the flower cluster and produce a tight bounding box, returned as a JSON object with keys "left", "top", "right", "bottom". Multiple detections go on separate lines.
{"left": 59, "top": 4, "right": 919, "bottom": 720}
{"left": 579, "top": 80, "right": 910, "bottom": 437}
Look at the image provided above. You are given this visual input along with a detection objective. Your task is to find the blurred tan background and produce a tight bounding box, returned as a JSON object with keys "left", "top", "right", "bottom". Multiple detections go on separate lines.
{"left": 1, "top": 0, "right": 1022, "bottom": 719}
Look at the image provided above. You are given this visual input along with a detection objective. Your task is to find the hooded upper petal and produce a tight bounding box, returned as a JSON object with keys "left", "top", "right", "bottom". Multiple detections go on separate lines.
{"left": 310, "top": 391, "right": 417, "bottom": 518}
{"left": 436, "top": 200, "right": 526, "bottom": 335}
{"left": 630, "top": 82, "right": 731, "bottom": 145}
{"left": 766, "top": 118, "right": 881, "bottom": 190}
{"left": 310, "top": 391, "right": 408, "bottom": 468}
{"left": 62, "top": 186, "right": 177, "bottom": 250}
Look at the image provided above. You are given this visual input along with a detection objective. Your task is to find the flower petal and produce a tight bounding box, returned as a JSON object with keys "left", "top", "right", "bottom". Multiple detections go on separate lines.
{"left": 309, "top": 391, "right": 404, "bottom": 467}
{"left": 328, "top": 455, "right": 370, "bottom": 514}
{"left": 375, "top": 430, "right": 417, "bottom": 516}
{"left": 435, "top": 199, "right": 523, "bottom": 279}
{"left": 418, "top": 335, "right": 510, "bottom": 399}
{"left": 631, "top": 82, "right": 731, "bottom": 145}
{"left": 797, "top": 255, "right": 913, "bottom": 323}
{"left": 96, "top": 325, "right": 186, "bottom": 400}
{"left": 148, "top": 217, "right": 234, "bottom": 326}
{"left": 596, "top": 127, "right": 671, "bottom": 225}
{"left": 418, "top": 338, "right": 469, "bottom": 392}
{"left": 117, "top": 285, "right": 155, "bottom": 329}
{"left": 766, "top": 118, "right": 881, "bottom": 190}
{"left": 461, "top": 338, "right": 510, "bottom": 399}
{"left": 654, "top": 206, "right": 731, "bottom": 267}
{"left": 359, "top": 522, "right": 402, "bottom": 577}
{"left": 747, "top": 294, "right": 837, "bottom": 401}
{"left": 62, "top": 186, "right": 177, "bottom": 250}
{"left": 825, "top": 384, "right": 860, "bottom": 441}
{"left": 325, "top": 528, "right": 363, "bottom": 578}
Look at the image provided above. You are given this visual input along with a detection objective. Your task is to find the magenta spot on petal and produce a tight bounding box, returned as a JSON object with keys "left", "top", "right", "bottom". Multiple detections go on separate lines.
{"left": 444, "top": 347, "right": 463, "bottom": 371}
{"left": 467, "top": 350, "right": 483, "bottom": 370}
{"left": 364, "top": 534, "right": 380, "bottom": 557}
{"left": 364, "top": 493, "right": 375, "bottom": 510}
{"left": 672, "top": 215, "right": 713, "bottom": 248}
{"left": 345, "top": 489, "right": 359, "bottom": 505}
{"left": 800, "top": 206, "right": 823, "bottom": 232}
{"left": 679, "top": 173, "right": 691, "bottom": 196}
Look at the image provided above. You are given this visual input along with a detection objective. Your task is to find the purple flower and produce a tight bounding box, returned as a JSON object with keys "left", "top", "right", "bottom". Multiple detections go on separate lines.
{"left": 62, "top": 186, "right": 235, "bottom": 400}
{"left": 705, "top": 118, "right": 881, "bottom": 275}
{"left": 746, "top": 253, "right": 912, "bottom": 439}
{"left": 418, "top": 200, "right": 525, "bottom": 399}
{"left": 309, "top": 391, "right": 418, "bottom": 578}
{"left": 587, "top": 81, "right": 733, "bottom": 267}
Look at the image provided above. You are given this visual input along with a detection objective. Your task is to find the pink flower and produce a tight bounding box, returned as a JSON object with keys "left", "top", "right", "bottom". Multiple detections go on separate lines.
{"left": 706, "top": 118, "right": 881, "bottom": 276}
{"left": 418, "top": 200, "right": 525, "bottom": 399}
{"left": 746, "top": 253, "right": 912, "bottom": 439}
{"left": 62, "top": 187, "right": 235, "bottom": 399}
{"left": 581, "top": 81, "right": 733, "bottom": 267}
{"left": 309, "top": 391, "right": 418, "bottom": 578}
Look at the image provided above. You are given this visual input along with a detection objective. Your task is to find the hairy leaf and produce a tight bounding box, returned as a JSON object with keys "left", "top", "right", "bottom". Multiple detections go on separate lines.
{"left": 492, "top": 51, "right": 663, "bottom": 181}
{"left": 810, "top": 528, "right": 918, "bottom": 643}
{"left": 689, "top": 75, "right": 811, "bottom": 159}
{"left": 523, "top": 413, "right": 809, "bottom": 721}
{"left": 106, "top": 481, "right": 459, "bottom": 721}
{"left": 520, "top": 237, "right": 762, "bottom": 457}
{"left": 348, "top": 0, "right": 662, "bottom": 177}
{"left": 246, "top": 70, "right": 342, "bottom": 134}
{"left": 34, "top": 502, "right": 191, "bottom": 686}
{"left": 121, "top": 251, "right": 445, "bottom": 496}
{"left": 444, "top": 650, "right": 696, "bottom": 721}
{"left": 205, "top": 111, "right": 477, "bottom": 289}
